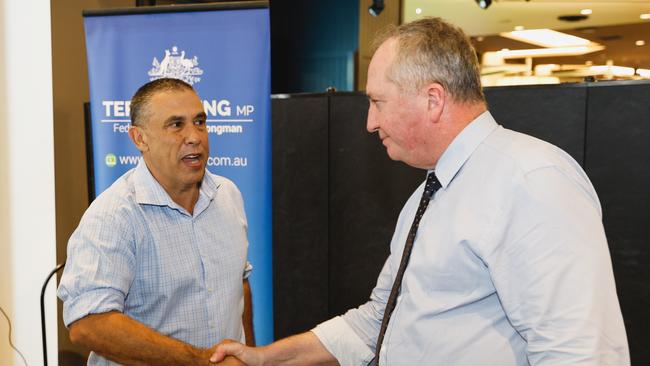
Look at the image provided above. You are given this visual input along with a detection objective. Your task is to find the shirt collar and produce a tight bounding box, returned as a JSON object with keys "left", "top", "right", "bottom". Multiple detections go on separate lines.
{"left": 132, "top": 160, "right": 220, "bottom": 215}
{"left": 432, "top": 110, "right": 499, "bottom": 188}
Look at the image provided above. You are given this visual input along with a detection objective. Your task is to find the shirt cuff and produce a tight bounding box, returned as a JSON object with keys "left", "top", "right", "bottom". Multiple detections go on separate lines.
{"left": 243, "top": 261, "right": 253, "bottom": 279}
{"left": 62, "top": 288, "right": 125, "bottom": 327}
{"left": 312, "top": 316, "right": 374, "bottom": 366}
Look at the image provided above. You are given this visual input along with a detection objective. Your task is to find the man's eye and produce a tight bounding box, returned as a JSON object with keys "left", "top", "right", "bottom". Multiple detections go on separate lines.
{"left": 194, "top": 119, "right": 206, "bottom": 126}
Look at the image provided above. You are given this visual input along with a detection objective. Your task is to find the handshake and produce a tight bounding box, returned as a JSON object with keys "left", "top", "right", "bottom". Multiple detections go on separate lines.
{"left": 205, "top": 331, "right": 338, "bottom": 366}
{"left": 207, "top": 339, "right": 261, "bottom": 366}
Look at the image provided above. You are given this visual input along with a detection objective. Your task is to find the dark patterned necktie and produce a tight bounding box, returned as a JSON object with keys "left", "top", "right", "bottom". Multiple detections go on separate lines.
{"left": 371, "top": 172, "right": 442, "bottom": 366}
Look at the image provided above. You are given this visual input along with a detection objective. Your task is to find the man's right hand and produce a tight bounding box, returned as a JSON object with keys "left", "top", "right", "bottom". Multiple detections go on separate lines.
{"left": 209, "top": 332, "right": 340, "bottom": 366}
{"left": 210, "top": 339, "right": 263, "bottom": 366}
{"left": 210, "top": 355, "right": 249, "bottom": 366}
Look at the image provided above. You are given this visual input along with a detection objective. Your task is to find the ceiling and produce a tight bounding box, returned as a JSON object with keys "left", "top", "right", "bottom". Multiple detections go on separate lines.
{"left": 403, "top": 0, "right": 650, "bottom": 69}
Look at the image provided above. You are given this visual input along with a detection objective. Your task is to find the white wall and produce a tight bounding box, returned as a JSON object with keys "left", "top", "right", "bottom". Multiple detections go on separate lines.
{"left": 0, "top": 0, "right": 58, "bottom": 365}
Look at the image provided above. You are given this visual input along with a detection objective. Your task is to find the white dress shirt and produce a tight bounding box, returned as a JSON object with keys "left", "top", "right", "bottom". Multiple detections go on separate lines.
{"left": 313, "top": 111, "right": 629, "bottom": 366}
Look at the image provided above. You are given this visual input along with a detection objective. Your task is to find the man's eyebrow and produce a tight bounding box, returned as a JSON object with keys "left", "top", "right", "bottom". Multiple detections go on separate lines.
{"left": 164, "top": 115, "right": 185, "bottom": 124}
{"left": 194, "top": 111, "right": 207, "bottom": 119}
{"left": 366, "top": 92, "right": 382, "bottom": 100}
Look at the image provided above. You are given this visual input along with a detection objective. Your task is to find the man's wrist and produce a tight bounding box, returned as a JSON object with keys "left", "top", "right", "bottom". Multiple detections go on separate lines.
{"left": 186, "top": 344, "right": 211, "bottom": 365}
{"left": 257, "top": 345, "right": 271, "bottom": 366}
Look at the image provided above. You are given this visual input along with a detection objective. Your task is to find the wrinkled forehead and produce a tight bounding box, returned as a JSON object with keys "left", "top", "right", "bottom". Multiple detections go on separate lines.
{"left": 143, "top": 88, "right": 203, "bottom": 121}
{"left": 149, "top": 88, "right": 201, "bottom": 107}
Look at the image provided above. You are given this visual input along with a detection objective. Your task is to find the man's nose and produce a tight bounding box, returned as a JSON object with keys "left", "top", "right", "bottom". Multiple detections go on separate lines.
{"left": 185, "top": 125, "right": 202, "bottom": 144}
{"left": 366, "top": 109, "right": 379, "bottom": 133}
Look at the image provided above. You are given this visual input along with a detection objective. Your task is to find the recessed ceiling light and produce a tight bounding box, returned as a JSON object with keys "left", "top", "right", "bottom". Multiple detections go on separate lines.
{"left": 641, "top": 14, "right": 650, "bottom": 20}
{"left": 580, "top": 9, "right": 592, "bottom": 15}
{"left": 495, "top": 45, "right": 605, "bottom": 59}
{"left": 514, "top": 25, "right": 525, "bottom": 31}
{"left": 636, "top": 40, "right": 646, "bottom": 46}
{"left": 591, "top": 65, "right": 635, "bottom": 77}
{"left": 477, "top": 0, "right": 492, "bottom": 10}
{"left": 501, "top": 29, "right": 593, "bottom": 48}
{"left": 415, "top": 8, "right": 422, "bottom": 15}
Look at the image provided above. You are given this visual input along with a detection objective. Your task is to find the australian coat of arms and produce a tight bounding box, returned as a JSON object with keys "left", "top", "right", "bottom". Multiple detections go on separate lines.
{"left": 148, "top": 46, "right": 204, "bottom": 85}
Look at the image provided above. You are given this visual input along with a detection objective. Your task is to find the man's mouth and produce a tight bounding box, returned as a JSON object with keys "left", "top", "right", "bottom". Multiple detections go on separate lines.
{"left": 181, "top": 153, "right": 203, "bottom": 167}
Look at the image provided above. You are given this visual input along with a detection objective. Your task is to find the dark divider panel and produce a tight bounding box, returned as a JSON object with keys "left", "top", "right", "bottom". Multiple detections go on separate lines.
{"left": 585, "top": 82, "right": 650, "bottom": 365}
{"left": 328, "top": 93, "right": 424, "bottom": 316}
{"left": 272, "top": 95, "right": 330, "bottom": 338}
{"left": 485, "top": 85, "right": 587, "bottom": 166}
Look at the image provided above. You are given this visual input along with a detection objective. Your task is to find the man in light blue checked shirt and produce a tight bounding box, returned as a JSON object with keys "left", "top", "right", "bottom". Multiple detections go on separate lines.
{"left": 58, "top": 78, "right": 250, "bottom": 365}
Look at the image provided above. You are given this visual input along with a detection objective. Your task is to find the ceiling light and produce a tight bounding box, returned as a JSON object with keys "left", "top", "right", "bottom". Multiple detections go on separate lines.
{"left": 580, "top": 9, "right": 592, "bottom": 15}
{"left": 494, "top": 45, "right": 605, "bottom": 59}
{"left": 476, "top": 0, "right": 492, "bottom": 10}
{"left": 501, "top": 29, "right": 592, "bottom": 48}
{"left": 368, "top": 0, "right": 384, "bottom": 17}
{"left": 636, "top": 40, "right": 646, "bottom": 46}
{"left": 641, "top": 14, "right": 650, "bottom": 20}
{"left": 415, "top": 8, "right": 422, "bottom": 15}
{"left": 590, "top": 65, "right": 635, "bottom": 77}
{"left": 493, "top": 76, "right": 560, "bottom": 87}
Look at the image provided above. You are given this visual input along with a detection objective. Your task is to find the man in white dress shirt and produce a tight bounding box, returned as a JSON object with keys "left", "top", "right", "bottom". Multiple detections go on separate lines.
{"left": 210, "top": 17, "right": 629, "bottom": 366}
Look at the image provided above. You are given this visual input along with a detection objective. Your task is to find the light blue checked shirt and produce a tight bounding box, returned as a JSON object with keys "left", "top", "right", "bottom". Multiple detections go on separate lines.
{"left": 313, "top": 111, "right": 628, "bottom": 365}
{"left": 58, "top": 161, "right": 252, "bottom": 365}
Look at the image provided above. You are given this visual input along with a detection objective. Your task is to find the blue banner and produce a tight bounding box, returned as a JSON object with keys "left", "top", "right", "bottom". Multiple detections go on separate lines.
{"left": 84, "top": 6, "right": 273, "bottom": 344}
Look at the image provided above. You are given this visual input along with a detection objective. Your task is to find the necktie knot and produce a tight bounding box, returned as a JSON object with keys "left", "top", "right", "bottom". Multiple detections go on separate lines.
{"left": 423, "top": 172, "right": 441, "bottom": 199}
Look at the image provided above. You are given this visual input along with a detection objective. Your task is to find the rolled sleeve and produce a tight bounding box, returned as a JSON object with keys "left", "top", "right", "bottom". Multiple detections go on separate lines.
{"left": 243, "top": 261, "right": 253, "bottom": 280}
{"left": 312, "top": 256, "right": 396, "bottom": 365}
{"left": 57, "top": 205, "right": 136, "bottom": 327}
{"left": 312, "top": 316, "right": 374, "bottom": 366}
{"left": 61, "top": 288, "right": 126, "bottom": 326}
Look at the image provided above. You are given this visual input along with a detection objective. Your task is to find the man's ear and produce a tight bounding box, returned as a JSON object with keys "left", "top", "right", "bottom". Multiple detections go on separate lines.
{"left": 128, "top": 125, "right": 149, "bottom": 153}
{"left": 425, "top": 82, "right": 445, "bottom": 122}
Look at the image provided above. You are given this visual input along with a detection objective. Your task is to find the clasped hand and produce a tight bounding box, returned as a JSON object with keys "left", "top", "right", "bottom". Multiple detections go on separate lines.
{"left": 209, "top": 339, "right": 262, "bottom": 366}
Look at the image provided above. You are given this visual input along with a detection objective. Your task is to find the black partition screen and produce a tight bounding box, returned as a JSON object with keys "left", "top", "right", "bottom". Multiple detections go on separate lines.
{"left": 271, "top": 81, "right": 650, "bottom": 364}
{"left": 272, "top": 94, "right": 330, "bottom": 337}
{"left": 584, "top": 83, "right": 650, "bottom": 363}
{"left": 327, "top": 94, "right": 423, "bottom": 316}
{"left": 486, "top": 85, "right": 587, "bottom": 165}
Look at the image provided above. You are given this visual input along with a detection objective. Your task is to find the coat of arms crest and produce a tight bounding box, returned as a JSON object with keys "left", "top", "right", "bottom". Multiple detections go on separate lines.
{"left": 148, "top": 46, "right": 204, "bottom": 85}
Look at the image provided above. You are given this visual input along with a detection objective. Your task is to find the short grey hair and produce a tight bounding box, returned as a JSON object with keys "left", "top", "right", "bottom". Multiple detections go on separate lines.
{"left": 129, "top": 78, "right": 195, "bottom": 127}
{"left": 374, "top": 17, "right": 485, "bottom": 103}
